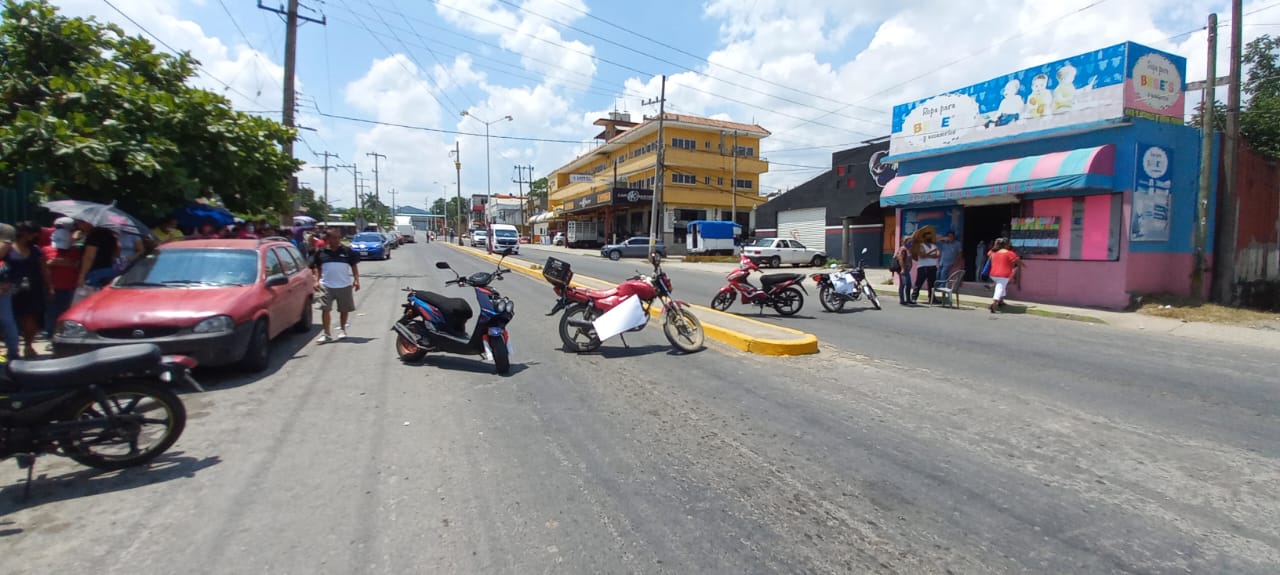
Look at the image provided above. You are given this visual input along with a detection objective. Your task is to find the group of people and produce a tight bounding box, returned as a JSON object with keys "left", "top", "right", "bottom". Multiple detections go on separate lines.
{"left": 893, "top": 229, "right": 1022, "bottom": 312}
{"left": 0, "top": 216, "right": 145, "bottom": 360}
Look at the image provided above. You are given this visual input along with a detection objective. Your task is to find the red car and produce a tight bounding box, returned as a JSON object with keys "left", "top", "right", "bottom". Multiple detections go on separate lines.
{"left": 53, "top": 238, "right": 316, "bottom": 371}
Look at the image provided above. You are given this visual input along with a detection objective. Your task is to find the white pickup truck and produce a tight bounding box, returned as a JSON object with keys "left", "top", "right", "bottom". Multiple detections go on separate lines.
{"left": 742, "top": 238, "right": 827, "bottom": 268}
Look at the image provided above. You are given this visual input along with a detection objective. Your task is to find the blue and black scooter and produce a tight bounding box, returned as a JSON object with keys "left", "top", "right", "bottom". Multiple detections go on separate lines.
{"left": 391, "top": 248, "right": 517, "bottom": 374}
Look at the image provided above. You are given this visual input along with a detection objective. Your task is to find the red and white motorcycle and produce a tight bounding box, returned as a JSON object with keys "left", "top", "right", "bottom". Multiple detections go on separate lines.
{"left": 710, "top": 255, "right": 806, "bottom": 316}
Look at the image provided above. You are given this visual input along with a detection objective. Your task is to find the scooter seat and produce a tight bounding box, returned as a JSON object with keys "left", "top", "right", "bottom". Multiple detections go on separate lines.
{"left": 415, "top": 291, "right": 473, "bottom": 333}
{"left": 760, "top": 273, "right": 803, "bottom": 290}
{"left": 8, "top": 343, "right": 161, "bottom": 389}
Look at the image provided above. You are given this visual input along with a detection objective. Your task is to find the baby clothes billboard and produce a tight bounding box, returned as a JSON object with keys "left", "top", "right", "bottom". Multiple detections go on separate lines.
{"left": 1130, "top": 144, "right": 1173, "bottom": 242}
{"left": 890, "top": 42, "right": 1185, "bottom": 157}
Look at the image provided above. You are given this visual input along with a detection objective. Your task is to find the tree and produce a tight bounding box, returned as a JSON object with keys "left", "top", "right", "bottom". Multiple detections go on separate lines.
{"left": 528, "top": 177, "right": 548, "bottom": 210}
{"left": 0, "top": 0, "right": 299, "bottom": 219}
{"left": 1190, "top": 99, "right": 1227, "bottom": 133}
{"left": 299, "top": 186, "right": 334, "bottom": 222}
{"left": 430, "top": 197, "right": 447, "bottom": 217}
{"left": 1238, "top": 35, "right": 1280, "bottom": 157}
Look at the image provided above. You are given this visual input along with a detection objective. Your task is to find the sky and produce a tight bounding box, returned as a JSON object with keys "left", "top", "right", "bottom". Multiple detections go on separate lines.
{"left": 51, "top": 0, "right": 1280, "bottom": 211}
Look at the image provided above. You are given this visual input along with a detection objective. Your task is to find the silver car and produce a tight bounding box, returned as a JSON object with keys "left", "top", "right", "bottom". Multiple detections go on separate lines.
{"left": 601, "top": 237, "right": 666, "bottom": 260}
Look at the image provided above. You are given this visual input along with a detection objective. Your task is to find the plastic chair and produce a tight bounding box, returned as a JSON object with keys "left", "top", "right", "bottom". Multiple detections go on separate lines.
{"left": 931, "top": 268, "right": 965, "bottom": 309}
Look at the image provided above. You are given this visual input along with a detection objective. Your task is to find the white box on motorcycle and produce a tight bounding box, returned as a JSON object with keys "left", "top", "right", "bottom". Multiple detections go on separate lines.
{"left": 543, "top": 257, "right": 574, "bottom": 287}
{"left": 831, "top": 271, "right": 858, "bottom": 295}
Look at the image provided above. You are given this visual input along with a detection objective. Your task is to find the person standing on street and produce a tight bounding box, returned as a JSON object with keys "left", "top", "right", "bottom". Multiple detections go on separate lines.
{"left": 912, "top": 234, "right": 941, "bottom": 305}
{"left": 937, "top": 231, "right": 962, "bottom": 285}
{"left": 43, "top": 218, "right": 82, "bottom": 338}
{"left": 895, "top": 236, "right": 914, "bottom": 306}
{"left": 987, "top": 238, "right": 1023, "bottom": 313}
{"left": 310, "top": 228, "right": 360, "bottom": 344}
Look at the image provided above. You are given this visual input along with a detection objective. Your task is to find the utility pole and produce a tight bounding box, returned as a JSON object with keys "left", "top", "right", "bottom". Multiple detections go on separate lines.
{"left": 389, "top": 188, "right": 398, "bottom": 225}
{"left": 450, "top": 141, "right": 463, "bottom": 245}
{"left": 732, "top": 130, "right": 739, "bottom": 239}
{"left": 259, "top": 0, "right": 324, "bottom": 214}
{"left": 1193, "top": 12, "right": 1218, "bottom": 299}
{"left": 513, "top": 165, "right": 534, "bottom": 234}
{"left": 643, "top": 75, "right": 667, "bottom": 257}
{"left": 366, "top": 152, "right": 387, "bottom": 203}
{"left": 1215, "top": 0, "right": 1244, "bottom": 304}
{"left": 316, "top": 151, "right": 340, "bottom": 219}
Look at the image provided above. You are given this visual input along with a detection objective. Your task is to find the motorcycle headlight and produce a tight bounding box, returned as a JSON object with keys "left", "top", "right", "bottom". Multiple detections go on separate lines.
{"left": 193, "top": 315, "right": 235, "bottom": 334}
{"left": 56, "top": 320, "right": 89, "bottom": 339}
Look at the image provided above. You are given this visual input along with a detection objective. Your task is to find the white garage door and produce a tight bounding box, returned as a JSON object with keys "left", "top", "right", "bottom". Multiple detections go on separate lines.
{"left": 778, "top": 207, "right": 826, "bottom": 252}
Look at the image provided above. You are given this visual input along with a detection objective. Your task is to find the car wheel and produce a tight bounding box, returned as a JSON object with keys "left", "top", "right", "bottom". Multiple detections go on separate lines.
{"left": 240, "top": 320, "right": 270, "bottom": 373}
{"left": 608, "top": 250, "right": 622, "bottom": 261}
{"left": 769, "top": 256, "right": 781, "bottom": 268}
{"left": 811, "top": 255, "right": 827, "bottom": 267}
{"left": 293, "top": 297, "right": 313, "bottom": 333}
{"left": 385, "top": 250, "right": 391, "bottom": 260}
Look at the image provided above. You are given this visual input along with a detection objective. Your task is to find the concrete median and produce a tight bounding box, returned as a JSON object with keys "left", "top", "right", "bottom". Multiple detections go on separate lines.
{"left": 439, "top": 243, "right": 820, "bottom": 356}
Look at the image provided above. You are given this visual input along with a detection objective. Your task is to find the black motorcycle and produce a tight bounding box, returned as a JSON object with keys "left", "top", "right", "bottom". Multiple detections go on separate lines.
{"left": 811, "top": 248, "right": 881, "bottom": 312}
{"left": 392, "top": 249, "right": 517, "bottom": 374}
{"left": 0, "top": 343, "right": 200, "bottom": 492}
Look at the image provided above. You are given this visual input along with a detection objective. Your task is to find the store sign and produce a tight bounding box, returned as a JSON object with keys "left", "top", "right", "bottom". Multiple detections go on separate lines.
{"left": 569, "top": 174, "right": 594, "bottom": 184}
{"left": 612, "top": 187, "right": 654, "bottom": 205}
{"left": 890, "top": 42, "right": 1185, "bottom": 157}
{"left": 1130, "top": 144, "right": 1173, "bottom": 242}
{"left": 570, "top": 193, "right": 597, "bottom": 212}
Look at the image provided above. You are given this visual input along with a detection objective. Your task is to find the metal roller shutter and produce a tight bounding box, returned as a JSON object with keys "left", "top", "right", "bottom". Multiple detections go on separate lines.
{"left": 778, "top": 207, "right": 826, "bottom": 252}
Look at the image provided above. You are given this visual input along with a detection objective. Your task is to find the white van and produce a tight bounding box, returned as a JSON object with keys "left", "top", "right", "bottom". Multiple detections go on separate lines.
{"left": 488, "top": 224, "right": 520, "bottom": 254}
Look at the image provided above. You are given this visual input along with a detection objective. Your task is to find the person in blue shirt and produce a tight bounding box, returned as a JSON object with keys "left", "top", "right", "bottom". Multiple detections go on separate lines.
{"left": 937, "top": 231, "right": 963, "bottom": 286}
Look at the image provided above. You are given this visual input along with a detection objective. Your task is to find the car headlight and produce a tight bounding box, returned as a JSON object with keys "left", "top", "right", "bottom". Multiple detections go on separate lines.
{"left": 56, "top": 320, "right": 89, "bottom": 339}
{"left": 193, "top": 315, "right": 235, "bottom": 334}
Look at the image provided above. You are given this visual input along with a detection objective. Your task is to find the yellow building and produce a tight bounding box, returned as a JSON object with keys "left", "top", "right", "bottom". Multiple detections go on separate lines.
{"left": 546, "top": 112, "right": 769, "bottom": 247}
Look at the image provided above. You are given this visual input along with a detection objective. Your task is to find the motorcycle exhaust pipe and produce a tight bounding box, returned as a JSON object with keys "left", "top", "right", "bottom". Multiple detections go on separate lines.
{"left": 391, "top": 322, "right": 426, "bottom": 347}
{"left": 566, "top": 318, "right": 595, "bottom": 329}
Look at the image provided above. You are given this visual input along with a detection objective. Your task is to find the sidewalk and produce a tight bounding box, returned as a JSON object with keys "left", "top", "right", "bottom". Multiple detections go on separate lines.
{"left": 862, "top": 268, "right": 1280, "bottom": 351}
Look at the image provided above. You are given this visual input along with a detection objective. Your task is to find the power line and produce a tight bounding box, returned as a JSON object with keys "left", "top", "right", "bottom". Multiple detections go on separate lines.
{"left": 491, "top": 0, "right": 886, "bottom": 128}
{"left": 316, "top": 110, "right": 594, "bottom": 143}
{"left": 1163, "top": 0, "right": 1280, "bottom": 42}
{"left": 334, "top": 0, "right": 458, "bottom": 114}
{"left": 100, "top": 0, "right": 267, "bottom": 108}
{"left": 215, "top": 0, "right": 282, "bottom": 90}
{"left": 383, "top": 0, "right": 482, "bottom": 109}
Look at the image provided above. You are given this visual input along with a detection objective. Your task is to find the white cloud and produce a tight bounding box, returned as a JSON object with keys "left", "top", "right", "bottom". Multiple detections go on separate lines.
{"left": 434, "top": 0, "right": 597, "bottom": 88}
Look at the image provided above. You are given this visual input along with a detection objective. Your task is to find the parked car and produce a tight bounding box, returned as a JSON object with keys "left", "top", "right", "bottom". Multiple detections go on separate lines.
{"left": 471, "top": 230, "right": 488, "bottom": 248}
{"left": 742, "top": 238, "right": 827, "bottom": 268}
{"left": 601, "top": 237, "right": 666, "bottom": 260}
{"left": 53, "top": 238, "right": 315, "bottom": 371}
{"left": 488, "top": 224, "right": 520, "bottom": 255}
{"left": 552, "top": 232, "right": 565, "bottom": 246}
{"left": 396, "top": 225, "right": 417, "bottom": 243}
{"left": 351, "top": 232, "right": 389, "bottom": 260}
{"left": 383, "top": 231, "right": 401, "bottom": 249}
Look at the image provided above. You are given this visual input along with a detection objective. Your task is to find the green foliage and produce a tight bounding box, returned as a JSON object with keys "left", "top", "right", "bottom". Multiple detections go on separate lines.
{"left": 0, "top": 0, "right": 299, "bottom": 220}
{"left": 1238, "top": 35, "right": 1280, "bottom": 157}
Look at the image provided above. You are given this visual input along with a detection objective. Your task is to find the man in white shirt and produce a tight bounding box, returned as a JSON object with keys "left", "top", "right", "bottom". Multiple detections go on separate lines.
{"left": 308, "top": 228, "right": 360, "bottom": 343}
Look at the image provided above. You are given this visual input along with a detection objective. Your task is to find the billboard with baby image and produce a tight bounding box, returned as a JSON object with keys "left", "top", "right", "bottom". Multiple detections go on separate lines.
{"left": 889, "top": 42, "right": 1185, "bottom": 157}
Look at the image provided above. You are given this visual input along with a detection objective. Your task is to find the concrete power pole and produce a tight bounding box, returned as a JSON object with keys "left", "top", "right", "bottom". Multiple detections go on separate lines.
{"left": 1193, "top": 13, "right": 1218, "bottom": 300}
{"left": 732, "top": 130, "right": 739, "bottom": 239}
{"left": 643, "top": 75, "right": 667, "bottom": 258}
{"left": 513, "top": 165, "right": 534, "bottom": 233}
{"left": 366, "top": 152, "right": 387, "bottom": 204}
{"left": 259, "top": 0, "right": 324, "bottom": 214}
{"left": 450, "top": 141, "right": 463, "bottom": 245}
{"left": 1214, "top": 0, "right": 1244, "bottom": 304}
{"left": 316, "top": 151, "right": 340, "bottom": 219}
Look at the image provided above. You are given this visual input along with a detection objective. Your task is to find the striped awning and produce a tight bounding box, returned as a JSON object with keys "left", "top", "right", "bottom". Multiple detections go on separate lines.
{"left": 879, "top": 145, "right": 1116, "bottom": 207}
{"left": 527, "top": 210, "right": 564, "bottom": 224}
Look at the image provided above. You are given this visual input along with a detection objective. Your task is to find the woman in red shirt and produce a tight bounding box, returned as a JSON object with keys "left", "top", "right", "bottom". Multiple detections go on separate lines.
{"left": 987, "top": 238, "right": 1023, "bottom": 313}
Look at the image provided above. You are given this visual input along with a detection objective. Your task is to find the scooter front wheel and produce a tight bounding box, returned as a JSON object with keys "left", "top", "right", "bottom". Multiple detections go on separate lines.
{"left": 710, "top": 290, "right": 735, "bottom": 311}
{"left": 864, "top": 283, "right": 882, "bottom": 310}
{"left": 559, "top": 304, "right": 602, "bottom": 353}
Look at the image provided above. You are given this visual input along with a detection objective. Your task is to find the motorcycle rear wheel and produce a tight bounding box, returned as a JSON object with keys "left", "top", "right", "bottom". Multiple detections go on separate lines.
{"left": 559, "top": 304, "right": 602, "bottom": 353}
{"left": 710, "top": 291, "right": 735, "bottom": 311}
{"left": 395, "top": 319, "right": 428, "bottom": 362}
{"left": 57, "top": 382, "right": 186, "bottom": 471}
{"left": 819, "top": 285, "right": 846, "bottom": 312}
{"left": 773, "top": 287, "right": 804, "bottom": 316}
{"left": 663, "top": 307, "right": 705, "bottom": 353}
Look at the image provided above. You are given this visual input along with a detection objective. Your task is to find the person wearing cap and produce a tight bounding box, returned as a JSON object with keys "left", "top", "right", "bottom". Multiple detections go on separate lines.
{"left": 44, "top": 218, "right": 83, "bottom": 337}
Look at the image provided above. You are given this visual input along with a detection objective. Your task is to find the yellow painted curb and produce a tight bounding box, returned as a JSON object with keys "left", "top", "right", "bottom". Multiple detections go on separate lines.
{"left": 439, "top": 243, "right": 819, "bottom": 356}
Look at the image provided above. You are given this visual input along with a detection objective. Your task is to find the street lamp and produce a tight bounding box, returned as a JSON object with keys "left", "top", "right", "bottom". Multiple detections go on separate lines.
{"left": 460, "top": 111, "right": 512, "bottom": 231}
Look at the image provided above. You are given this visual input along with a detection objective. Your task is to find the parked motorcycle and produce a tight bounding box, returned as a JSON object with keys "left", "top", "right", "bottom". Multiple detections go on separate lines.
{"left": 812, "top": 248, "right": 881, "bottom": 312}
{"left": 545, "top": 254, "right": 704, "bottom": 354}
{"left": 710, "top": 255, "right": 807, "bottom": 316}
{"left": 1, "top": 343, "right": 200, "bottom": 492}
{"left": 392, "top": 249, "right": 517, "bottom": 374}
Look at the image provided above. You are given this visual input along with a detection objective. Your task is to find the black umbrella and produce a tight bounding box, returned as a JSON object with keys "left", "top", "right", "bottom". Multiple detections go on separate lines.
{"left": 41, "top": 200, "right": 154, "bottom": 238}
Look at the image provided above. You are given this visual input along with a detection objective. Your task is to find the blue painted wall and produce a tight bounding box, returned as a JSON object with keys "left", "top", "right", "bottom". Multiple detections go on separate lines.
{"left": 894, "top": 118, "right": 1214, "bottom": 255}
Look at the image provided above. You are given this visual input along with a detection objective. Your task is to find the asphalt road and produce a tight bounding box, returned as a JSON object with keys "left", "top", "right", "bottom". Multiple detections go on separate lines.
{"left": 2, "top": 241, "right": 1278, "bottom": 574}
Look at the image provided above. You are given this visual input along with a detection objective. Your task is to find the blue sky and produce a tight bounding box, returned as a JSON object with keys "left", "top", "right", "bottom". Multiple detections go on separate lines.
{"left": 59, "top": 0, "right": 1269, "bottom": 210}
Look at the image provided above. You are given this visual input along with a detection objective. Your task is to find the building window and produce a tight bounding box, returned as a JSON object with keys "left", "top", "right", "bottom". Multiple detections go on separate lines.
{"left": 671, "top": 137, "right": 697, "bottom": 150}
{"left": 735, "top": 179, "right": 752, "bottom": 189}
{"left": 672, "top": 173, "right": 696, "bottom": 185}
{"left": 733, "top": 145, "right": 754, "bottom": 157}
{"left": 836, "top": 166, "right": 845, "bottom": 176}
{"left": 717, "top": 177, "right": 724, "bottom": 186}
{"left": 704, "top": 176, "right": 712, "bottom": 185}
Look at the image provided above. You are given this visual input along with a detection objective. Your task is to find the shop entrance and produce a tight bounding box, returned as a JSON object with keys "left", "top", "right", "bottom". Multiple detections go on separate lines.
{"left": 962, "top": 202, "right": 1020, "bottom": 280}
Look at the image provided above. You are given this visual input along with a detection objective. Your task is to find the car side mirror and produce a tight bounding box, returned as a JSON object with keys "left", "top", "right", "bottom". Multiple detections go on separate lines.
{"left": 435, "top": 261, "right": 451, "bottom": 270}
{"left": 265, "top": 274, "right": 288, "bottom": 288}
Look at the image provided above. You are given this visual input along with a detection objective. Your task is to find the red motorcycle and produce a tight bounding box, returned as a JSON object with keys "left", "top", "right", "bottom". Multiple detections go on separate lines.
{"left": 544, "top": 254, "right": 704, "bottom": 353}
{"left": 710, "top": 255, "right": 806, "bottom": 316}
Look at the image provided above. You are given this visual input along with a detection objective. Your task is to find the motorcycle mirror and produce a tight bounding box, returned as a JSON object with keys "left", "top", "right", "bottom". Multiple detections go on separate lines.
{"left": 860, "top": 248, "right": 868, "bottom": 254}
{"left": 435, "top": 261, "right": 451, "bottom": 269}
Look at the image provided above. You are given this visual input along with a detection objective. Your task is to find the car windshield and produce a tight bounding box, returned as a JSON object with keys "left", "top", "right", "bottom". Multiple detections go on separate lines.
{"left": 494, "top": 230, "right": 517, "bottom": 238}
{"left": 353, "top": 233, "right": 382, "bottom": 242}
{"left": 117, "top": 249, "right": 258, "bottom": 287}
